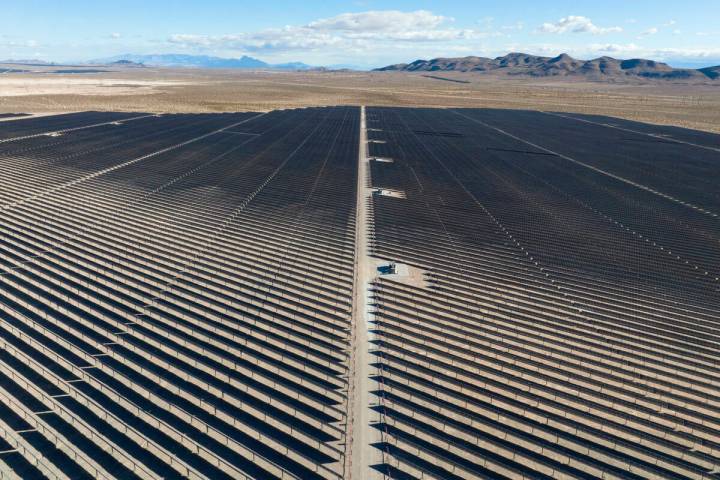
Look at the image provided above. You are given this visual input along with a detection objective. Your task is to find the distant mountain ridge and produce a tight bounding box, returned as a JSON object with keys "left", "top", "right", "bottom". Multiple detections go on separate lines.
{"left": 699, "top": 65, "right": 720, "bottom": 79}
{"left": 90, "top": 54, "right": 313, "bottom": 70}
{"left": 0, "top": 59, "right": 55, "bottom": 66}
{"left": 375, "top": 52, "right": 720, "bottom": 81}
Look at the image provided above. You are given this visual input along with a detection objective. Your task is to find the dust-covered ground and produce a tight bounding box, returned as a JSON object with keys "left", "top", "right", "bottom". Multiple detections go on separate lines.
{"left": 1, "top": 64, "right": 719, "bottom": 133}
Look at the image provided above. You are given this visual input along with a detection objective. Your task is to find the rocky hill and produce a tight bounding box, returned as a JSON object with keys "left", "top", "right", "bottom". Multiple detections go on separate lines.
{"left": 375, "top": 52, "right": 719, "bottom": 81}
{"left": 699, "top": 65, "right": 720, "bottom": 79}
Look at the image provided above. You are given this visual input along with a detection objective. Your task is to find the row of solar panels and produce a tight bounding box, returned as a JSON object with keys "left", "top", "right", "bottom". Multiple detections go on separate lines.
{"left": 365, "top": 107, "right": 720, "bottom": 480}
{"left": 0, "top": 108, "right": 359, "bottom": 479}
{"left": 2, "top": 105, "right": 719, "bottom": 480}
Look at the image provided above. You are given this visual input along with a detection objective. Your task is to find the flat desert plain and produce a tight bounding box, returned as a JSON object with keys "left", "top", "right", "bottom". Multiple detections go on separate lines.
{"left": 1, "top": 64, "right": 719, "bottom": 133}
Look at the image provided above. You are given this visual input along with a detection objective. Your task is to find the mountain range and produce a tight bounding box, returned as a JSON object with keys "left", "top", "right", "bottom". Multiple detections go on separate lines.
{"left": 0, "top": 59, "right": 56, "bottom": 66}
{"left": 375, "top": 53, "right": 720, "bottom": 81}
{"left": 90, "top": 54, "right": 313, "bottom": 70}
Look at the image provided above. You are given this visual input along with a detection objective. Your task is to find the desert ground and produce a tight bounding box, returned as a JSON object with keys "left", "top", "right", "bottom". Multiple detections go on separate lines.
{"left": 1, "top": 63, "right": 719, "bottom": 133}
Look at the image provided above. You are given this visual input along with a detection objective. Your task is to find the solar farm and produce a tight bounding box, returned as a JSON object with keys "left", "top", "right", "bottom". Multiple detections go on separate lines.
{"left": 0, "top": 107, "right": 719, "bottom": 480}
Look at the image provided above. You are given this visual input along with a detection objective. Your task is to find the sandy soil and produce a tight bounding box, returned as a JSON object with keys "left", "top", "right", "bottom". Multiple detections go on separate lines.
{"left": 0, "top": 77, "right": 189, "bottom": 97}
{"left": 1, "top": 65, "right": 719, "bottom": 133}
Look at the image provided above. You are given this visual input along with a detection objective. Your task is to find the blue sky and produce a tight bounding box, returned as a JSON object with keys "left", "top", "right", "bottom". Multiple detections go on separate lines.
{"left": 2, "top": 0, "right": 719, "bottom": 68}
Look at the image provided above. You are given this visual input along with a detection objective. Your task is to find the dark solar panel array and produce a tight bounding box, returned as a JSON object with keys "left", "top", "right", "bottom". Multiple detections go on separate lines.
{"left": 0, "top": 112, "right": 147, "bottom": 141}
{"left": 546, "top": 112, "right": 720, "bottom": 150}
{"left": 0, "top": 107, "right": 359, "bottom": 480}
{"left": 2, "top": 105, "right": 720, "bottom": 480}
{"left": 366, "top": 107, "right": 720, "bottom": 480}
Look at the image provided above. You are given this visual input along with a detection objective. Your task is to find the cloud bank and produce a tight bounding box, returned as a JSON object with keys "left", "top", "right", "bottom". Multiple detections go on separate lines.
{"left": 168, "top": 10, "right": 494, "bottom": 58}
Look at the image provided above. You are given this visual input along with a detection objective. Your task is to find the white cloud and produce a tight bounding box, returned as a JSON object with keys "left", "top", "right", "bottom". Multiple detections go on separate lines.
{"left": 637, "top": 20, "right": 679, "bottom": 38}
{"left": 537, "top": 16, "right": 622, "bottom": 35}
{"left": 652, "top": 47, "right": 720, "bottom": 59}
{"left": 346, "top": 29, "right": 484, "bottom": 41}
{"left": 169, "top": 34, "right": 214, "bottom": 47}
{"left": 580, "top": 43, "right": 720, "bottom": 63}
{"left": 110, "top": 33, "right": 122, "bottom": 39}
{"left": 502, "top": 22, "right": 524, "bottom": 31}
{"left": 638, "top": 27, "right": 659, "bottom": 37}
{"left": 591, "top": 43, "right": 642, "bottom": 54}
{"left": 308, "top": 10, "right": 448, "bottom": 32}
